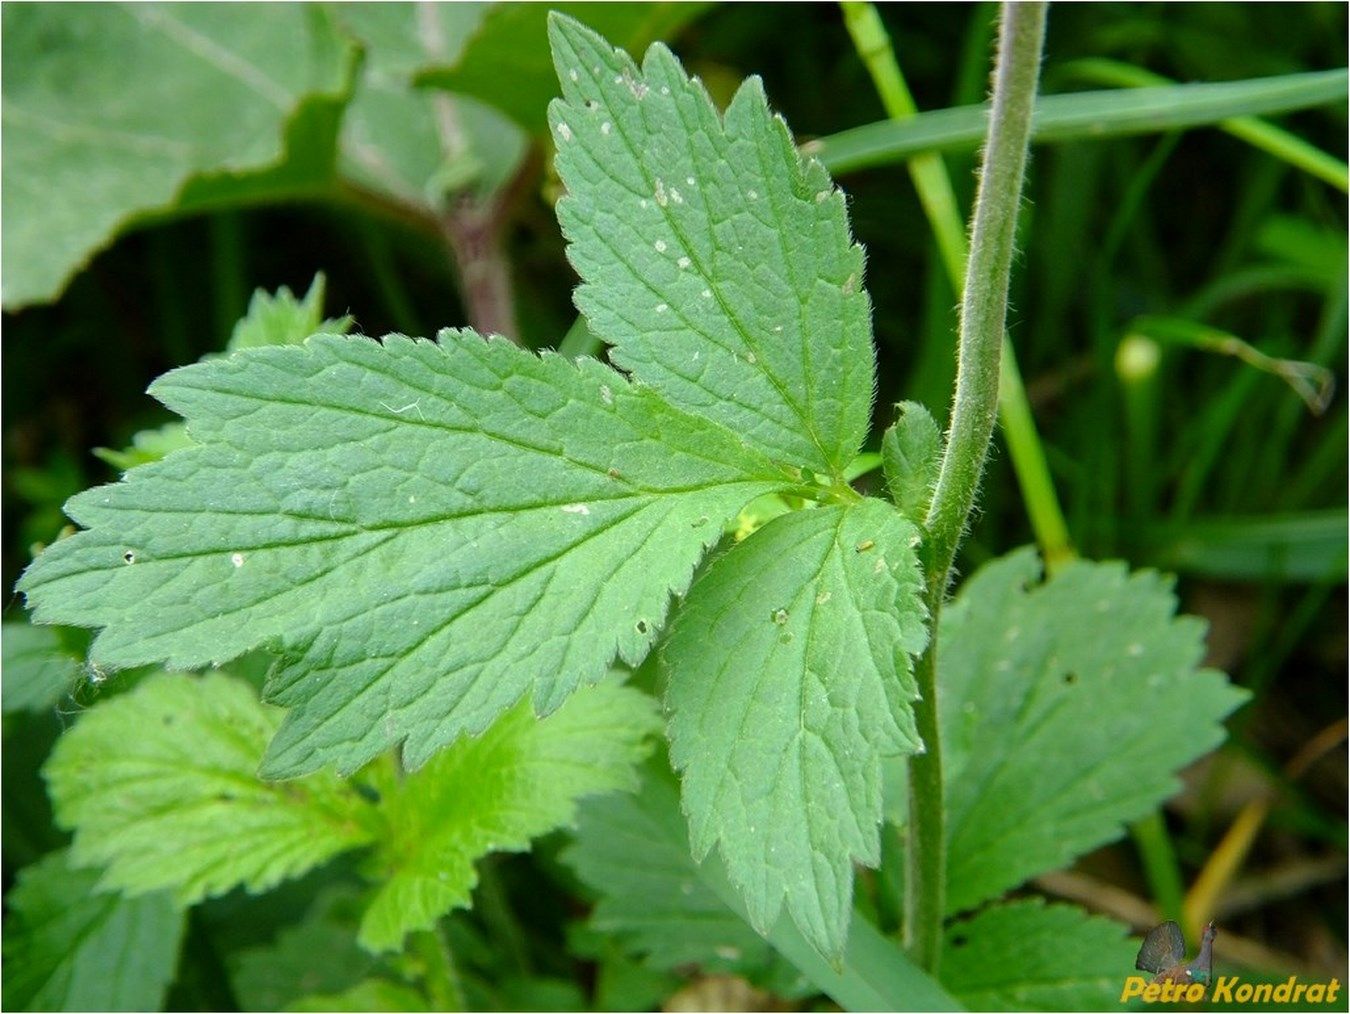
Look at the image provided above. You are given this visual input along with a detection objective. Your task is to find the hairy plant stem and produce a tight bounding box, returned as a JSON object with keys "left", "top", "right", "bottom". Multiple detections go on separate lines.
{"left": 907, "top": 1, "right": 1047, "bottom": 972}
{"left": 842, "top": 0, "right": 1071, "bottom": 574}
{"left": 410, "top": 927, "right": 466, "bottom": 1011}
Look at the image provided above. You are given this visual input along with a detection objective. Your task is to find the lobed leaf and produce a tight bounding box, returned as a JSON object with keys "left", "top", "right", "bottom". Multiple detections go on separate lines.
{"left": 938, "top": 549, "right": 1249, "bottom": 914}
{"left": 19, "top": 331, "right": 785, "bottom": 776}
{"left": 359, "top": 681, "right": 659, "bottom": 952}
{"left": 44, "top": 672, "right": 376, "bottom": 904}
{"left": 549, "top": 14, "right": 874, "bottom": 477}
{"left": 940, "top": 900, "right": 1137, "bottom": 1011}
{"left": 665, "top": 499, "right": 927, "bottom": 958}
{"left": 2, "top": 848, "right": 184, "bottom": 1012}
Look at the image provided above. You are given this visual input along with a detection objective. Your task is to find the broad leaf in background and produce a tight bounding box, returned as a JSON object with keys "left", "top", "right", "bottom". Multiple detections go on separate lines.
{"left": 940, "top": 900, "right": 1136, "bottom": 1011}
{"left": 1, "top": 620, "right": 82, "bottom": 714}
{"left": 358, "top": 682, "right": 659, "bottom": 952}
{"left": 1, "top": 4, "right": 358, "bottom": 308}
{"left": 419, "top": 3, "right": 709, "bottom": 136}
{"left": 938, "top": 549, "right": 1249, "bottom": 913}
{"left": 229, "top": 888, "right": 380, "bottom": 1012}
{"left": 333, "top": 4, "right": 526, "bottom": 210}
{"left": 2, "top": 848, "right": 185, "bottom": 1011}
{"left": 666, "top": 499, "right": 927, "bottom": 958}
{"left": 44, "top": 672, "right": 376, "bottom": 903}
{"left": 19, "top": 332, "right": 784, "bottom": 777}
{"left": 550, "top": 15, "right": 874, "bottom": 476}
{"left": 564, "top": 758, "right": 803, "bottom": 990}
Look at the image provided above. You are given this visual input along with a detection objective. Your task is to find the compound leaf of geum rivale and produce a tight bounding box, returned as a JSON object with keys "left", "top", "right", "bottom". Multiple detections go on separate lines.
{"left": 358, "top": 681, "right": 660, "bottom": 952}
{"left": 940, "top": 899, "right": 1137, "bottom": 1011}
{"left": 938, "top": 548, "right": 1249, "bottom": 914}
{"left": 44, "top": 671, "right": 377, "bottom": 905}
{"left": 1, "top": 5, "right": 358, "bottom": 308}
{"left": 549, "top": 14, "right": 874, "bottom": 478}
{"left": 18, "top": 331, "right": 786, "bottom": 778}
{"left": 2, "top": 848, "right": 185, "bottom": 1012}
{"left": 665, "top": 498, "right": 927, "bottom": 959}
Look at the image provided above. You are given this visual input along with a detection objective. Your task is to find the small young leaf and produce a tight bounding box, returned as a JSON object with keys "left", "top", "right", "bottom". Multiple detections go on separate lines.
{"left": 1, "top": 621, "right": 82, "bottom": 714}
{"left": 549, "top": 14, "right": 874, "bottom": 477}
{"left": 18, "top": 332, "right": 784, "bottom": 777}
{"left": 93, "top": 422, "right": 194, "bottom": 472}
{"left": 665, "top": 498, "right": 927, "bottom": 958}
{"left": 881, "top": 401, "right": 943, "bottom": 521}
{"left": 2, "top": 848, "right": 184, "bottom": 1012}
{"left": 939, "top": 549, "right": 1249, "bottom": 914}
{"left": 228, "top": 273, "right": 351, "bottom": 351}
{"left": 941, "top": 899, "right": 1137, "bottom": 1011}
{"left": 358, "top": 682, "right": 660, "bottom": 952}
{"left": 44, "top": 672, "right": 376, "bottom": 904}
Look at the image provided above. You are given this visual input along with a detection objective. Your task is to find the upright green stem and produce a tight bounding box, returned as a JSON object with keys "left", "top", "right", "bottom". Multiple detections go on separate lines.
{"left": 909, "top": 2, "right": 1048, "bottom": 972}
{"left": 843, "top": 1, "right": 1073, "bottom": 572}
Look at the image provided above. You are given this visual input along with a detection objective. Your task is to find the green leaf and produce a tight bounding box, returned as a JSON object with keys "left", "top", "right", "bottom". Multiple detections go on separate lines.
{"left": 289, "top": 979, "right": 429, "bottom": 1012}
{"left": 95, "top": 275, "right": 350, "bottom": 473}
{"left": 1, "top": 621, "right": 82, "bottom": 714}
{"left": 93, "top": 422, "right": 194, "bottom": 472}
{"left": 1137, "top": 510, "right": 1348, "bottom": 583}
{"left": 1, "top": 4, "right": 358, "bottom": 308}
{"left": 938, "top": 549, "right": 1249, "bottom": 914}
{"left": 19, "top": 332, "right": 784, "bottom": 777}
{"left": 418, "top": 3, "right": 709, "bottom": 136}
{"left": 2, "top": 848, "right": 185, "bottom": 1011}
{"left": 229, "top": 887, "right": 377, "bottom": 1012}
{"left": 359, "top": 681, "right": 659, "bottom": 952}
{"left": 228, "top": 273, "right": 351, "bottom": 352}
{"left": 44, "top": 672, "right": 376, "bottom": 904}
{"left": 333, "top": 4, "right": 527, "bottom": 209}
{"left": 812, "top": 68, "right": 1349, "bottom": 175}
{"left": 665, "top": 499, "right": 927, "bottom": 958}
{"left": 563, "top": 760, "right": 792, "bottom": 982}
{"left": 881, "top": 401, "right": 943, "bottom": 522}
{"left": 940, "top": 900, "right": 1137, "bottom": 1011}
{"left": 567, "top": 758, "right": 961, "bottom": 1012}
{"left": 549, "top": 14, "right": 873, "bottom": 477}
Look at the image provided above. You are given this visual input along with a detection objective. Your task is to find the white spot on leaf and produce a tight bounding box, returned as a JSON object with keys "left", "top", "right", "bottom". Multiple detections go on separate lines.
{"left": 556, "top": 122, "right": 572, "bottom": 142}
{"left": 231, "top": 552, "right": 245, "bottom": 568}
{"left": 561, "top": 503, "right": 591, "bottom": 516}
{"left": 654, "top": 239, "right": 667, "bottom": 252}
{"left": 600, "top": 121, "right": 611, "bottom": 135}
{"left": 677, "top": 256, "right": 691, "bottom": 269}
{"left": 655, "top": 303, "right": 668, "bottom": 313}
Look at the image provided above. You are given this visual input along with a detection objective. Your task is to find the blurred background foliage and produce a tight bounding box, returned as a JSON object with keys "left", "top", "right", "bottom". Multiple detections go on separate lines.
{"left": 3, "top": 1, "right": 1345, "bottom": 1007}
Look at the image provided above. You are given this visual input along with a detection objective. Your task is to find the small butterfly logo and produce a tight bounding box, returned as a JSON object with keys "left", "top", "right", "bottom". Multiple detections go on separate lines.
{"left": 1135, "top": 920, "right": 1217, "bottom": 986}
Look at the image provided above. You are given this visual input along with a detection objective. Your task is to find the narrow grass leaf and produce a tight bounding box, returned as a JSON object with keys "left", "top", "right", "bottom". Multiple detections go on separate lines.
{"left": 813, "top": 69, "right": 1348, "bottom": 174}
